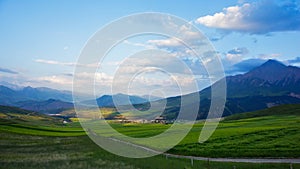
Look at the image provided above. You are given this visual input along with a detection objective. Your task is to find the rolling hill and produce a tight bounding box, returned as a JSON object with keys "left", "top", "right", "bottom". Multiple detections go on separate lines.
{"left": 0, "top": 105, "right": 61, "bottom": 124}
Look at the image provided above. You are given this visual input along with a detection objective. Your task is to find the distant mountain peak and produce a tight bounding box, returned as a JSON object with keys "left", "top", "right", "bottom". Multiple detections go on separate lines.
{"left": 261, "top": 59, "right": 286, "bottom": 68}
{"left": 251, "top": 59, "right": 286, "bottom": 71}
{"left": 243, "top": 59, "right": 293, "bottom": 82}
{"left": 223, "top": 59, "right": 300, "bottom": 97}
{"left": 22, "top": 86, "right": 35, "bottom": 91}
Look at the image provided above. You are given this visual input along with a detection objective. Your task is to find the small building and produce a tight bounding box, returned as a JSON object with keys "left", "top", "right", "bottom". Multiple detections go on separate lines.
{"left": 153, "top": 116, "right": 166, "bottom": 124}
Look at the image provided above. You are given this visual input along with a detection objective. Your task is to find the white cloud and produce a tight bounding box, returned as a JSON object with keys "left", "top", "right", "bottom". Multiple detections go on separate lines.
{"left": 73, "top": 71, "right": 114, "bottom": 95}
{"left": 197, "top": 4, "right": 250, "bottom": 30}
{"left": 35, "top": 59, "right": 73, "bottom": 66}
{"left": 115, "top": 51, "right": 196, "bottom": 75}
{"left": 123, "top": 40, "right": 155, "bottom": 49}
{"left": 148, "top": 38, "right": 182, "bottom": 48}
{"left": 225, "top": 47, "right": 249, "bottom": 63}
{"left": 257, "top": 53, "right": 280, "bottom": 59}
{"left": 74, "top": 68, "right": 195, "bottom": 97}
{"left": 0, "top": 71, "right": 75, "bottom": 91}
{"left": 196, "top": 1, "right": 300, "bottom": 34}
{"left": 37, "top": 75, "right": 73, "bottom": 86}
{"left": 226, "top": 53, "right": 242, "bottom": 63}
{"left": 146, "top": 23, "right": 207, "bottom": 57}
{"left": 112, "top": 72, "right": 198, "bottom": 97}
{"left": 83, "top": 50, "right": 205, "bottom": 96}
{"left": 35, "top": 59, "right": 98, "bottom": 68}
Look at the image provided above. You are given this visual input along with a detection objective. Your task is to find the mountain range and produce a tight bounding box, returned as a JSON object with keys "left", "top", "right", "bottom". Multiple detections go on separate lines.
{"left": 0, "top": 59, "right": 299, "bottom": 118}
{"left": 0, "top": 85, "right": 74, "bottom": 114}
{"left": 0, "top": 85, "right": 73, "bottom": 104}
{"left": 0, "top": 85, "right": 151, "bottom": 113}
{"left": 15, "top": 99, "right": 74, "bottom": 114}
{"left": 159, "top": 59, "right": 300, "bottom": 119}
{"left": 82, "top": 93, "right": 149, "bottom": 107}
{"left": 225, "top": 60, "right": 300, "bottom": 97}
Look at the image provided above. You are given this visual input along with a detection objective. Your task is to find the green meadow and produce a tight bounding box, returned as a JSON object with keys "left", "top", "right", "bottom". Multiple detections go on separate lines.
{"left": 105, "top": 104, "right": 300, "bottom": 158}
{"left": 1, "top": 104, "right": 300, "bottom": 169}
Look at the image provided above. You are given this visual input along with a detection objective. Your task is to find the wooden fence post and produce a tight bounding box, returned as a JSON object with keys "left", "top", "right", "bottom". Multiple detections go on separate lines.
{"left": 207, "top": 159, "right": 210, "bottom": 169}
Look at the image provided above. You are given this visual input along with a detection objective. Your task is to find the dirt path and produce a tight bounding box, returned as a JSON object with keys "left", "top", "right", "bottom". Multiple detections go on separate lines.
{"left": 164, "top": 153, "right": 300, "bottom": 164}
{"left": 106, "top": 136, "right": 300, "bottom": 164}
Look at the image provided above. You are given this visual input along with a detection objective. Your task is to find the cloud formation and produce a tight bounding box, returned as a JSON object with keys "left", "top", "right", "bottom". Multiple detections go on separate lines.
{"left": 196, "top": 0, "right": 300, "bottom": 34}
{"left": 225, "top": 47, "right": 249, "bottom": 63}
{"left": 148, "top": 38, "right": 182, "bottom": 49}
{"left": 123, "top": 40, "right": 155, "bottom": 49}
{"left": 0, "top": 67, "right": 18, "bottom": 74}
{"left": 147, "top": 24, "right": 207, "bottom": 56}
{"left": 257, "top": 53, "right": 281, "bottom": 59}
{"left": 35, "top": 59, "right": 98, "bottom": 68}
{"left": 288, "top": 56, "right": 300, "bottom": 64}
{"left": 35, "top": 59, "right": 77, "bottom": 66}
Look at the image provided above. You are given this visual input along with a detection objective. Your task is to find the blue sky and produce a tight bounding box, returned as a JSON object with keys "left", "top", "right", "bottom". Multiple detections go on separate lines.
{"left": 0, "top": 0, "right": 300, "bottom": 96}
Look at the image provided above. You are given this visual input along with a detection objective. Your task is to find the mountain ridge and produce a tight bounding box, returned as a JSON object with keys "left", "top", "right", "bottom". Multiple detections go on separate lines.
{"left": 157, "top": 59, "right": 300, "bottom": 120}
{"left": 221, "top": 59, "right": 300, "bottom": 98}
{"left": 82, "top": 93, "right": 148, "bottom": 107}
{"left": 15, "top": 99, "right": 74, "bottom": 114}
{"left": 0, "top": 85, "right": 73, "bottom": 105}
{"left": 1, "top": 59, "right": 299, "bottom": 119}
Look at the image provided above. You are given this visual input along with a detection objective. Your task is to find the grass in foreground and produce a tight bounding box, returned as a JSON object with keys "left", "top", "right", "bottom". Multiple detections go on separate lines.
{"left": 1, "top": 104, "right": 300, "bottom": 168}
{"left": 108, "top": 104, "right": 300, "bottom": 158}
{"left": 1, "top": 131, "right": 299, "bottom": 169}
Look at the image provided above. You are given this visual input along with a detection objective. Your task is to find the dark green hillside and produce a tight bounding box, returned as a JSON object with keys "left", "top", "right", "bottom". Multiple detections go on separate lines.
{"left": 169, "top": 104, "right": 300, "bottom": 158}
{"left": 224, "top": 104, "right": 300, "bottom": 121}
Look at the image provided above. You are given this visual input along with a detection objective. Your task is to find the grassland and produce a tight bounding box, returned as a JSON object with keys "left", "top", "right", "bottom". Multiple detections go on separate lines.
{"left": 1, "top": 104, "right": 300, "bottom": 168}
{"left": 3, "top": 130, "right": 298, "bottom": 169}
{"left": 170, "top": 115, "right": 300, "bottom": 157}
{"left": 110, "top": 104, "right": 300, "bottom": 158}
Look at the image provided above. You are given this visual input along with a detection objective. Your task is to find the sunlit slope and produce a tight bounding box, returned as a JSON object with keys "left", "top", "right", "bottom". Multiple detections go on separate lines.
{"left": 0, "top": 105, "right": 85, "bottom": 136}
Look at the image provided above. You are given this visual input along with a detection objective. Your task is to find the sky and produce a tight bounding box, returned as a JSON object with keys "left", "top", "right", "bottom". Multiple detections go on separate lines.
{"left": 1, "top": 0, "right": 300, "bottom": 97}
